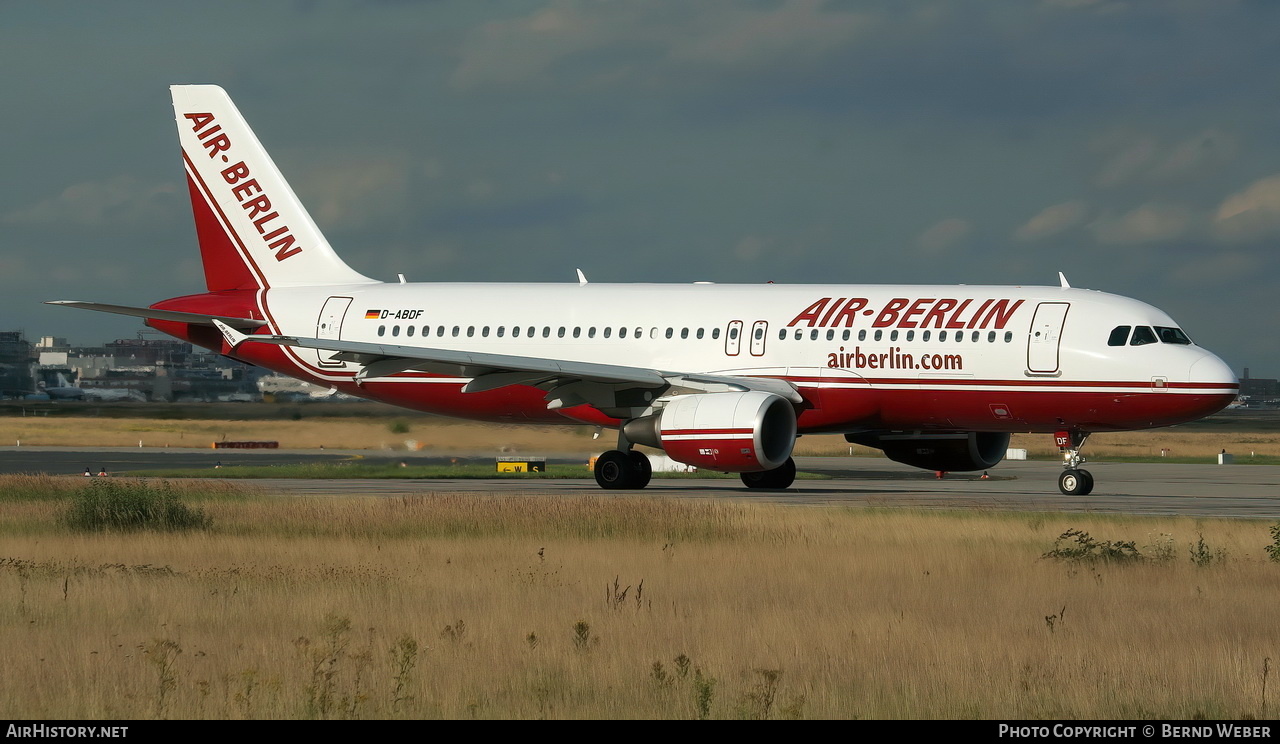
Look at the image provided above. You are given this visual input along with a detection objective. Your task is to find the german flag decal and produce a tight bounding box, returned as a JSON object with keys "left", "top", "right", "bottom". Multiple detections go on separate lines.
{"left": 365, "top": 309, "right": 381, "bottom": 319}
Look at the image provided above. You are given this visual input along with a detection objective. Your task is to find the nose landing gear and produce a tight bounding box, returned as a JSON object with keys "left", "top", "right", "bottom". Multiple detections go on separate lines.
{"left": 1056, "top": 430, "right": 1094, "bottom": 495}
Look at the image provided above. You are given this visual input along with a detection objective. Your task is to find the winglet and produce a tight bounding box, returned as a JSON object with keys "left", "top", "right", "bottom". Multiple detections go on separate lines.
{"left": 1058, "top": 272, "right": 1071, "bottom": 289}
{"left": 211, "top": 318, "right": 249, "bottom": 349}
{"left": 576, "top": 268, "right": 588, "bottom": 286}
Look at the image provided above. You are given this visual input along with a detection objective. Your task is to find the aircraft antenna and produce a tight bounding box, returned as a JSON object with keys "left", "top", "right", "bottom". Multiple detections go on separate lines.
{"left": 576, "top": 269, "right": 588, "bottom": 286}
{"left": 1058, "top": 272, "right": 1071, "bottom": 288}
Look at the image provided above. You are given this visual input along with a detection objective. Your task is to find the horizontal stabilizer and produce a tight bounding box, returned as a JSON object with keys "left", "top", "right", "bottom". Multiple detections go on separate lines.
{"left": 45, "top": 301, "right": 267, "bottom": 329}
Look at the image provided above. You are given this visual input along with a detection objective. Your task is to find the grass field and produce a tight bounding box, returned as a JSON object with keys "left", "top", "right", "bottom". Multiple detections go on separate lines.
{"left": 2, "top": 475, "right": 1279, "bottom": 720}
{"left": 5, "top": 410, "right": 1280, "bottom": 463}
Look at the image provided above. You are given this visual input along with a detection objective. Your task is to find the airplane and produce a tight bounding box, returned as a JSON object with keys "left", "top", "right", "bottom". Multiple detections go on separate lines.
{"left": 49, "top": 85, "right": 1239, "bottom": 495}
{"left": 41, "top": 372, "right": 86, "bottom": 401}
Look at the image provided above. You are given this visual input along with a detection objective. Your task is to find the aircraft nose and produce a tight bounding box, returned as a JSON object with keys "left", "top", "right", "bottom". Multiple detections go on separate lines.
{"left": 1189, "top": 353, "right": 1237, "bottom": 388}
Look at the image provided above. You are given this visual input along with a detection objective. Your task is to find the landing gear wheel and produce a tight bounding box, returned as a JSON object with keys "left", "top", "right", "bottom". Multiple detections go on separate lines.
{"left": 1054, "top": 430, "right": 1095, "bottom": 496}
{"left": 741, "top": 457, "right": 797, "bottom": 490}
{"left": 594, "top": 450, "right": 635, "bottom": 490}
{"left": 628, "top": 451, "right": 652, "bottom": 490}
{"left": 1058, "top": 469, "right": 1092, "bottom": 496}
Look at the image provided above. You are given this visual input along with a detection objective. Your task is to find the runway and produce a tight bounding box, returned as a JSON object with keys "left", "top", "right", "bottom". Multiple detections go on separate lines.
{"left": 2, "top": 447, "right": 1278, "bottom": 519}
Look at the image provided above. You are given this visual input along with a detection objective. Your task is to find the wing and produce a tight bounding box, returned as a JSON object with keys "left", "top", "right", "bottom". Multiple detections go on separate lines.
{"left": 211, "top": 320, "right": 802, "bottom": 414}
{"left": 46, "top": 301, "right": 267, "bottom": 330}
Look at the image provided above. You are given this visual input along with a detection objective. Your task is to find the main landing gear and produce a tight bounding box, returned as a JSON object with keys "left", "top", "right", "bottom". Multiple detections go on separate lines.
{"left": 593, "top": 449, "right": 652, "bottom": 490}
{"left": 1056, "top": 430, "right": 1094, "bottom": 496}
{"left": 740, "top": 457, "right": 797, "bottom": 490}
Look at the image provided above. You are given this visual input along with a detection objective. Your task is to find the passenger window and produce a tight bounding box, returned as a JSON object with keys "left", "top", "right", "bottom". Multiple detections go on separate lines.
{"left": 778, "top": 329, "right": 786, "bottom": 341}
{"left": 682, "top": 328, "right": 690, "bottom": 339}
{"left": 1004, "top": 331, "right": 1012, "bottom": 343}
{"left": 558, "top": 327, "right": 566, "bottom": 338}
{"left": 588, "top": 327, "right": 596, "bottom": 338}
{"left": 482, "top": 326, "right": 489, "bottom": 337}
{"left": 755, "top": 328, "right": 763, "bottom": 340}
{"left": 712, "top": 328, "right": 720, "bottom": 340}
{"left": 665, "top": 328, "right": 673, "bottom": 339}
{"left": 1131, "top": 326, "right": 1157, "bottom": 346}
{"left": 497, "top": 327, "right": 504, "bottom": 337}
{"left": 858, "top": 330, "right": 867, "bottom": 341}
{"left": 697, "top": 329, "right": 705, "bottom": 339}
{"left": 392, "top": 326, "right": 400, "bottom": 337}
{"left": 542, "top": 327, "right": 550, "bottom": 338}
{"left": 437, "top": 326, "right": 445, "bottom": 337}
{"left": 603, "top": 327, "right": 611, "bottom": 338}
{"left": 467, "top": 326, "right": 474, "bottom": 337}
{"left": 874, "top": 330, "right": 882, "bottom": 341}
{"left": 890, "top": 330, "right": 898, "bottom": 341}
{"left": 512, "top": 326, "right": 520, "bottom": 338}
{"left": 987, "top": 331, "right": 995, "bottom": 343}
{"left": 795, "top": 329, "right": 803, "bottom": 340}
{"left": 452, "top": 326, "right": 460, "bottom": 337}
{"left": 407, "top": 326, "right": 415, "bottom": 337}
{"left": 810, "top": 329, "right": 819, "bottom": 340}
{"left": 378, "top": 325, "right": 386, "bottom": 337}
{"left": 619, "top": 327, "right": 628, "bottom": 339}
{"left": 729, "top": 327, "right": 738, "bottom": 340}
{"left": 971, "top": 331, "right": 979, "bottom": 342}
{"left": 922, "top": 330, "right": 931, "bottom": 342}
{"left": 1156, "top": 326, "right": 1192, "bottom": 345}
{"left": 1107, "top": 326, "right": 1131, "bottom": 347}
{"left": 572, "top": 327, "right": 581, "bottom": 338}
{"left": 842, "top": 330, "right": 850, "bottom": 341}
{"left": 906, "top": 330, "right": 914, "bottom": 342}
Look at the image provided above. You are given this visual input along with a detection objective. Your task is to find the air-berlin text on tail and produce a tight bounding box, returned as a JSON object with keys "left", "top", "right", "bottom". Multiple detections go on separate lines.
{"left": 183, "top": 112, "right": 302, "bottom": 262}
{"left": 789, "top": 297, "right": 1025, "bottom": 330}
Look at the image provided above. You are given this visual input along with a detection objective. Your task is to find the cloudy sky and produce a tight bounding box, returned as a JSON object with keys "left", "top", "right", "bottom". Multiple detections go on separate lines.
{"left": 2, "top": 1, "right": 1277, "bottom": 376}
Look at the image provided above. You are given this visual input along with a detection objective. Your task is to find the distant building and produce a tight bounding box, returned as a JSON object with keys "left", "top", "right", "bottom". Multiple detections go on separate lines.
{"left": 0, "top": 332, "right": 35, "bottom": 397}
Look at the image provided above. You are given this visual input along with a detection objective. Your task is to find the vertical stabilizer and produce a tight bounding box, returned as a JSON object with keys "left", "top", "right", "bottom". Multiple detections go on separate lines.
{"left": 171, "top": 85, "right": 376, "bottom": 290}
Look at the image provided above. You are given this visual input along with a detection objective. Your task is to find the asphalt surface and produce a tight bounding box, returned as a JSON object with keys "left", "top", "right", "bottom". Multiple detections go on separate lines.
{"left": 2, "top": 447, "right": 1278, "bottom": 518}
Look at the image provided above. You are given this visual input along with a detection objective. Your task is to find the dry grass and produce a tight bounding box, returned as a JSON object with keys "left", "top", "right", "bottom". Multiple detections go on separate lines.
{"left": 9, "top": 415, "right": 1280, "bottom": 461}
{"left": 2, "top": 484, "right": 1279, "bottom": 719}
{"left": 1, "top": 416, "right": 600, "bottom": 453}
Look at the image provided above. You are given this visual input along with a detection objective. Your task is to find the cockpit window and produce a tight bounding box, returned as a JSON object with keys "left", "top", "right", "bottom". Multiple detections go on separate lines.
{"left": 1130, "top": 326, "right": 1157, "bottom": 346}
{"left": 1155, "top": 326, "right": 1192, "bottom": 345}
{"left": 1107, "top": 326, "right": 1131, "bottom": 347}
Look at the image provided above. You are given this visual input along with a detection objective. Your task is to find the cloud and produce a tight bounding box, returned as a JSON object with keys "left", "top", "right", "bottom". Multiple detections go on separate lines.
{"left": 451, "top": 0, "right": 870, "bottom": 89}
{"left": 291, "top": 156, "right": 413, "bottom": 230}
{"left": 916, "top": 218, "right": 972, "bottom": 253}
{"left": 733, "top": 234, "right": 769, "bottom": 263}
{"left": 1090, "top": 203, "right": 1193, "bottom": 245}
{"left": 1092, "top": 130, "right": 1236, "bottom": 188}
{"left": 1014, "top": 201, "right": 1088, "bottom": 241}
{"left": 4, "top": 176, "right": 178, "bottom": 227}
{"left": 1212, "top": 174, "right": 1280, "bottom": 242}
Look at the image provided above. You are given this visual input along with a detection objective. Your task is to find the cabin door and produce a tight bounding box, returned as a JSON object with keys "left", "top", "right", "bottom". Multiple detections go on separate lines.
{"left": 1026, "top": 302, "right": 1069, "bottom": 374}
{"left": 315, "top": 296, "right": 352, "bottom": 368}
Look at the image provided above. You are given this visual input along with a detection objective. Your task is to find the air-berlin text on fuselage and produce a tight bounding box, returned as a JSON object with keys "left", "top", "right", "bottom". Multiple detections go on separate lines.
{"left": 788, "top": 297, "right": 1024, "bottom": 330}
{"left": 183, "top": 112, "right": 302, "bottom": 263}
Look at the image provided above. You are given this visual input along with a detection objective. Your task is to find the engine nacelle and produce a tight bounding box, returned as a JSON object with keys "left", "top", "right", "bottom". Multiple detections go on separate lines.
{"left": 624, "top": 391, "right": 797, "bottom": 473}
{"left": 846, "top": 431, "right": 1010, "bottom": 472}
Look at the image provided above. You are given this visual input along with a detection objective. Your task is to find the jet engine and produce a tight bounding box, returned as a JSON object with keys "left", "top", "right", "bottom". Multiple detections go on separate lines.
{"left": 623, "top": 391, "right": 797, "bottom": 472}
{"left": 845, "top": 431, "right": 1010, "bottom": 472}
